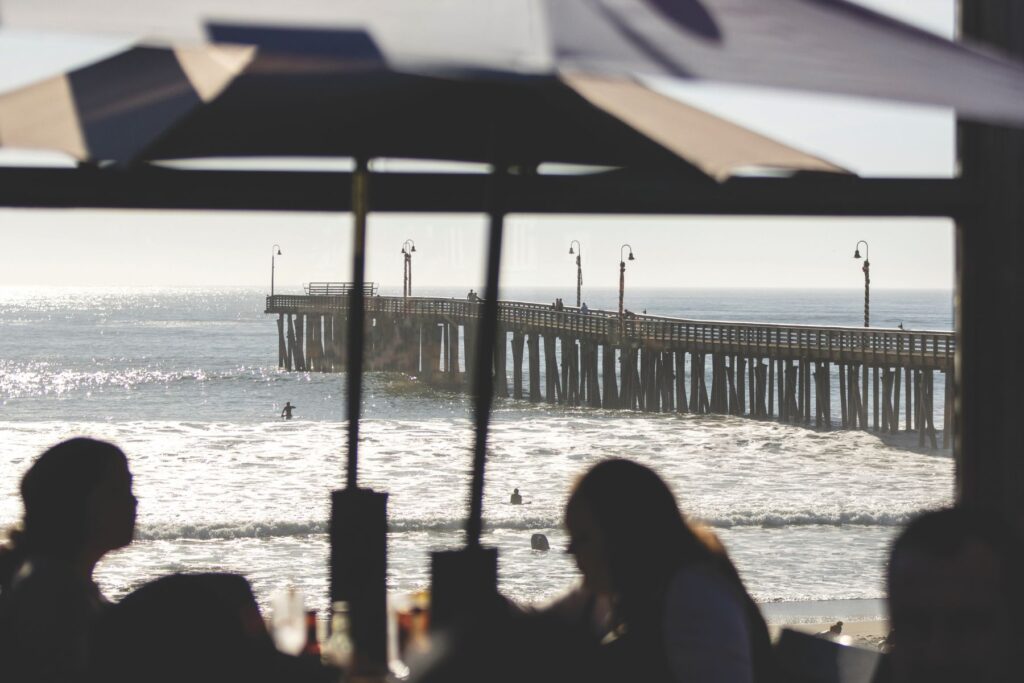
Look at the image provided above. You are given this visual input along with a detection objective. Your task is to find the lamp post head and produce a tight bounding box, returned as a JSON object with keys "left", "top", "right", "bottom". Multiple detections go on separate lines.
{"left": 853, "top": 248, "right": 861, "bottom": 259}
{"left": 277, "top": 249, "right": 282, "bottom": 256}
{"left": 628, "top": 252, "right": 635, "bottom": 261}
{"left": 569, "top": 246, "right": 575, "bottom": 255}
{"left": 411, "top": 245, "right": 416, "bottom": 253}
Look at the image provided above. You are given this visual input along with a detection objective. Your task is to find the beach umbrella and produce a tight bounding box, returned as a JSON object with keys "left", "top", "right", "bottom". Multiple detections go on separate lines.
{"left": 2, "top": 0, "right": 1024, "bottom": 126}
{"left": 0, "top": 44, "right": 253, "bottom": 162}
{"left": 2, "top": 33, "right": 844, "bottom": 178}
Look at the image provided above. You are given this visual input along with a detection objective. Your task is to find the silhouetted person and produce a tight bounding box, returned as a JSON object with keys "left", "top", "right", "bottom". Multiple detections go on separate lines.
{"left": 898, "top": 322, "right": 905, "bottom": 330}
{"left": 0, "top": 438, "right": 137, "bottom": 683}
{"left": 510, "top": 488, "right": 522, "bottom": 505}
{"left": 87, "top": 573, "right": 333, "bottom": 683}
{"left": 281, "top": 401, "right": 295, "bottom": 420}
{"left": 887, "top": 507, "right": 1024, "bottom": 683}
{"left": 563, "top": 459, "right": 775, "bottom": 683}
{"left": 581, "top": 302, "right": 590, "bottom": 314}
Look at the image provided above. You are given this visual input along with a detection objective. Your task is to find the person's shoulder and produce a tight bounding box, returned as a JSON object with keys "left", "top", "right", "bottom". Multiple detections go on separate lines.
{"left": 3, "top": 562, "right": 106, "bottom": 627}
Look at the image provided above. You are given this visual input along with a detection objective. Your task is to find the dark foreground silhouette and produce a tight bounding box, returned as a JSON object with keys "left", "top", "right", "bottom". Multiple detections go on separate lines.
{"left": 88, "top": 573, "right": 334, "bottom": 683}
{"left": 0, "top": 437, "right": 136, "bottom": 683}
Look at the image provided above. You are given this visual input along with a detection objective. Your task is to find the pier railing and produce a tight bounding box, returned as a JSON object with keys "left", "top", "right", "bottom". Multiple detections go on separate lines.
{"left": 266, "top": 294, "right": 953, "bottom": 371}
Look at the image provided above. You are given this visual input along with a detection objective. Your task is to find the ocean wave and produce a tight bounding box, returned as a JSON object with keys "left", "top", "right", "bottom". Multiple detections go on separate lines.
{"left": 695, "top": 509, "right": 923, "bottom": 529}
{"left": 136, "top": 517, "right": 554, "bottom": 540}
{"left": 135, "top": 509, "right": 922, "bottom": 541}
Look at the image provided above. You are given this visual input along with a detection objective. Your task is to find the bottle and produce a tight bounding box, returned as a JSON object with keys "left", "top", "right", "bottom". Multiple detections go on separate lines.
{"left": 302, "top": 609, "right": 320, "bottom": 659}
{"left": 321, "top": 601, "right": 353, "bottom": 669}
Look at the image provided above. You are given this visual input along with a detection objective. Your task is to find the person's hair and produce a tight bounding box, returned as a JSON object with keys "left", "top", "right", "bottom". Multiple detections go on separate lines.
{"left": 566, "top": 458, "right": 774, "bottom": 679}
{"left": 888, "top": 506, "right": 1024, "bottom": 613}
{"left": 0, "top": 437, "right": 128, "bottom": 589}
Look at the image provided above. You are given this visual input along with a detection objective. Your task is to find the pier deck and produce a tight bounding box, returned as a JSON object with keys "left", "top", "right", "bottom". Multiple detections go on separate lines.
{"left": 266, "top": 294, "right": 953, "bottom": 448}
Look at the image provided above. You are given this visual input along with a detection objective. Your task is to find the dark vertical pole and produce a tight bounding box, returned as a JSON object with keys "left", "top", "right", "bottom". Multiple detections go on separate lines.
{"left": 432, "top": 165, "right": 505, "bottom": 630}
{"left": 576, "top": 253, "right": 582, "bottom": 309}
{"left": 330, "top": 159, "right": 388, "bottom": 675}
{"left": 863, "top": 260, "right": 870, "bottom": 328}
{"left": 465, "top": 165, "right": 505, "bottom": 548}
{"left": 618, "top": 260, "right": 625, "bottom": 319}
{"left": 957, "top": 0, "right": 1024, "bottom": 519}
{"left": 346, "top": 162, "right": 368, "bottom": 490}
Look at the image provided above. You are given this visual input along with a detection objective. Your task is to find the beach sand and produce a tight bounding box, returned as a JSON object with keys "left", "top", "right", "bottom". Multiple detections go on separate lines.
{"left": 760, "top": 599, "right": 891, "bottom": 651}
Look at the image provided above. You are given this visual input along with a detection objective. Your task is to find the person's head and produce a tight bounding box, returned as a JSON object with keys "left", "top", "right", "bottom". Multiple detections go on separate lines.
{"left": 564, "top": 459, "right": 712, "bottom": 600}
{"left": 0, "top": 437, "right": 135, "bottom": 586}
{"left": 887, "top": 507, "right": 1024, "bottom": 683}
{"left": 513, "top": 488, "right": 519, "bottom": 495}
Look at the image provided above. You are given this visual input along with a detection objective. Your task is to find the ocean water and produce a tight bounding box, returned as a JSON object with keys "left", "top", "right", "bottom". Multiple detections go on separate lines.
{"left": 0, "top": 286, "right": 954, "bottom": 616}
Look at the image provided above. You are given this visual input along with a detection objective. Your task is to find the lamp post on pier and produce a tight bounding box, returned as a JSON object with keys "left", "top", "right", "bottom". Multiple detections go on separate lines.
{"left": 401, "top": 239, "right": 416, "bottom": 298}
{"left": 618, "top": 244, "right": 635, "bottom": 319}
{"left": 853, "top": 240, "right": 869, "bottom": 327}
{"left": 569, "top": 240, "right": 582, "bottom": 308}
{"left": 271, "top": 244, "right": 282, "bottom": 297}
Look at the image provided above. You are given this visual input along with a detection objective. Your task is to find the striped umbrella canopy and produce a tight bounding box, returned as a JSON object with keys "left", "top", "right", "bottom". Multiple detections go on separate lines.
{"left": 1, "top": 0, "right": 1024, "bottom": 126}
{"left": 0, "top": 44, "right": 253, "bottom": 163}
{"left": 0, "top": 30, "right": 845, "bottom": 178}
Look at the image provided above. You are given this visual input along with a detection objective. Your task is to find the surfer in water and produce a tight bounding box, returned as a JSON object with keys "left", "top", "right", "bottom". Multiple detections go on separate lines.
{"left": 280, "top": 402, "right": 295, "bottom": 420}
{"left": 510, "top": 488, "right": 523, "bottom": 505}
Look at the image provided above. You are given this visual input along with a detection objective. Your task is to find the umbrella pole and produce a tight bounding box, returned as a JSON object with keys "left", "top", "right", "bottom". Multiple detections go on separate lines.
{"left": 430, "top": 164, "right": 507, "bottom": 630}
{"left": 330, "top": 157, "right": 389, "bottom": 674}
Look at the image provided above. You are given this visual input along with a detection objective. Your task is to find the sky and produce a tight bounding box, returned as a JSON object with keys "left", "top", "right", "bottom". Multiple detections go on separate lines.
{"left": 0, "top": 0, "right": 956, "bottom": 291}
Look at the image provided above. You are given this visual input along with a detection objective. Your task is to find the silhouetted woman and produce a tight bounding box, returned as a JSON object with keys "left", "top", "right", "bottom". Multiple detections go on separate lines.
{"left": 565, "top": 459, "right": 775, "bottom": 683}
{"left": 0, "top": 437, "right": 137, "bottom": 682}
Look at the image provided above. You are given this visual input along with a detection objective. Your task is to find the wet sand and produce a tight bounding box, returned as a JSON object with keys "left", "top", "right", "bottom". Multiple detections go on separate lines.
{"left": 760, "top": 599, "right": 890, "bottom": 651}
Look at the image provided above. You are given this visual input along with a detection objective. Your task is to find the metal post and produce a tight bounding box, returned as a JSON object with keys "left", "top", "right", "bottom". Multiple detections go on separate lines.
{"left": 618, "top": 243, "right": 634, "bottom": 321}
{"left": 430, "top": 164, "right": 504, "bottom": 631}
{"left": 576, "top": 253, "right": 582, "bottom": 309}
{"left": 570, "top": 239, "right": 582, "bottom": 308}
{"left": 271, "top": 244, "right": 281, "bottom": 297}
{"left": 854, "top": 240, "right": 869, "bottom": 327}
{"left": 863, "top": 259, "right": 870, "bottom": 328}
{"left": 618, "top": 260, "right": 625, "bottom": 318}
{"left": 329, "top": 159, "right": 389, "bottom": 675}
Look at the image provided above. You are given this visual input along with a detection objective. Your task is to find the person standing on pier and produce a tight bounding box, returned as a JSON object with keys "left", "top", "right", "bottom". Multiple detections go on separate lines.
{"left": 281, "top": 402, "right": 296, "bottom": 420}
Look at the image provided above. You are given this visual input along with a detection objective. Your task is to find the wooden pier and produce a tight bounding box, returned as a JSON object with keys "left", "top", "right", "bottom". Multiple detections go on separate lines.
{"left": 266, "top": 294, "right": 954, "bottom": 448}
